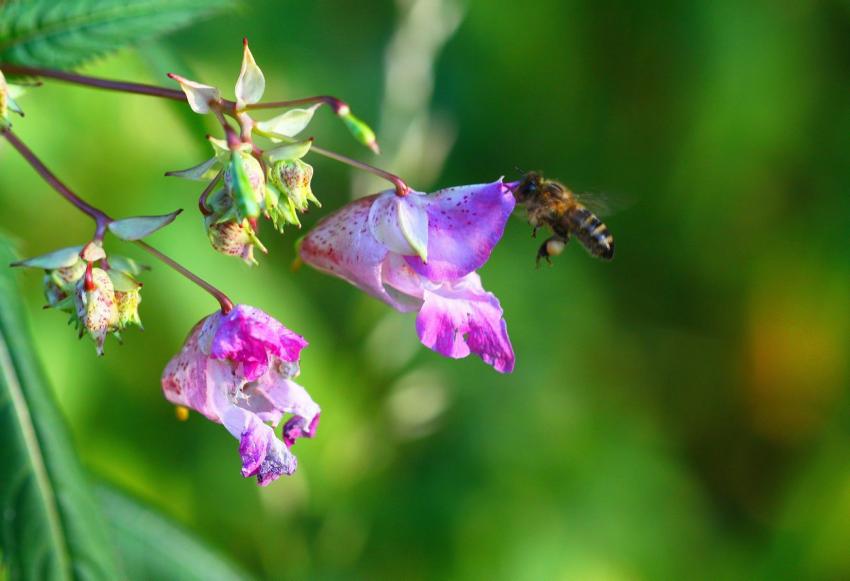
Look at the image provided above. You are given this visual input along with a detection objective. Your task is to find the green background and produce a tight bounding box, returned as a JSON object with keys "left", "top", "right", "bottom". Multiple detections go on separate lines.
{"left": 1, "top": 0, "right": 849, "bottom": 578}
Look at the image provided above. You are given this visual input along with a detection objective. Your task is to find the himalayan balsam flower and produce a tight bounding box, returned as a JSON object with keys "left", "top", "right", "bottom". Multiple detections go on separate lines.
{"left": 300, "top": 180, "right": 516, "bottom": 373}
{"left": 162, "top": 305, "right": 319, "bottom": 485}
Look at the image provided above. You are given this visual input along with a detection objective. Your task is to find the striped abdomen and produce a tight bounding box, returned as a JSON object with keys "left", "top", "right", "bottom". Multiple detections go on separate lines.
{"left": 565, "top": 205, "right": 615, "bottom": 260}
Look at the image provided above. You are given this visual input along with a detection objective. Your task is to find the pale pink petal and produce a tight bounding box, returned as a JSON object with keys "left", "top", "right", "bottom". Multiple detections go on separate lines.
{"left": 415, "top": 273, "right": 515, "bottom": 373}
{"left": 405, "top": 180, "right": 515, "bottom": 282}
{"left": 242, "top": 369, "right": 320, "bottom": 427}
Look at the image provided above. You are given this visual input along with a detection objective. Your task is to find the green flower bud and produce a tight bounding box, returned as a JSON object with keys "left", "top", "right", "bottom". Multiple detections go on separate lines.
{"left": 115, "top": 289, "right": 143, "bottom": 329}
{"left": 206, "top": 217, "right": 268, "bottom": 266}
{"left": 75, "top": 267, "right": 119, "bottom": 356}
{"left": 269, "top": 159, "right": 319, "bottom": 212}
{"left": 224, "top": 152, "right": 264, "bottom": 220}
{"left": 43, "top": 260, "right": 86, "bottom": 311}
{"left": 340, "top": 110, "right": 380, "bottom": 154}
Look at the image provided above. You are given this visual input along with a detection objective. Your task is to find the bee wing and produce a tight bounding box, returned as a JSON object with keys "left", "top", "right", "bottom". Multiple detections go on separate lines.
{"left": 573, "top": 191, "right": 632, "bottom": 217}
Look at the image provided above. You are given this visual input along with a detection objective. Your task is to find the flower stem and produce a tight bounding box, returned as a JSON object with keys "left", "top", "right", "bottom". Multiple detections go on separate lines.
{"left": 2, "top": 65, "right": 410, "bottom": 194}
{"left": 135, "top": 241, "right": 233, "bottom": 314}
{"left": 310, "top": 145, "right": 409, "bottom": 196}
{"left": 0, "top": 125, "right": 110, "bottom": 238}
{"left": 0, "top": 64, "right": 189, "bottom": 103}
{"left": 0, "top": 126, "right": 234, "bottom": 313}
{"left": 245, "top": 95, "right": 349, "bottom": 115}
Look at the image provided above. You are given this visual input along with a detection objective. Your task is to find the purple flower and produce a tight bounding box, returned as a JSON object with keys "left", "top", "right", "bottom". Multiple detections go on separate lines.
{"left": 300, "top": 180, "right": 516, "bottom": 373}
{"left": 162, "top": 305, "right": 319, "bottom": 486}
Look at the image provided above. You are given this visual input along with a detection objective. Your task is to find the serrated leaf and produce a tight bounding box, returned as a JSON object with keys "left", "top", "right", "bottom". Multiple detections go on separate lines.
{"left": 11, "top": 244, "right": 83, "bottom": 269}
{"left": 97, "top": 485, "right": 254, "bottom": 581}
{"left": 165, "top": 156, "right": 221, "bottom": 181}
{"left": 108, "top": 210, "right": 182, "bottom": 241}
{"left": 255, "top": 104, "right": 320, "bottom": 138}
{"left": 0, "top": 0, "right": 235, "bottom": 70}
{"left": 265, "top": 139, "right": 313, "bottom": 162}
{"left": 0, "top": 236, "right": 123, "bottom": 579}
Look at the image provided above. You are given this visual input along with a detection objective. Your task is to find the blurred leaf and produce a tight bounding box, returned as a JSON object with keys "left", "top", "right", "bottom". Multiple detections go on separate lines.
{"left": 108, "top": 209, "right": 182, "bottom": 241}
{"left": 11, "top": 244, "right": 83, "bottom": 269}
{"left": 0, "top": 235, "right": 122, "bottom": 580}
{"left": 255, "top": 105, "right": 320, "bottom": 138}
{"left": 97, "top": 485, "right": 254, "bottom": 581}
{"left": 0, "top": 0, "right": 234, "bottom": 70}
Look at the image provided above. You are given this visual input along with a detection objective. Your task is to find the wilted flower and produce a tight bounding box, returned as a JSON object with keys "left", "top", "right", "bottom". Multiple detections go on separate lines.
{"left": 75, "top": 266, "right": 119, "bottom": 355}
{"left": 300, "top": 180, "right": 516, "bottom": 373}
{"left": 13, "top": 242, "right": 146, "bottom": 354}
{"left": 162, "top": 305, "right": 319, "bottom": 486}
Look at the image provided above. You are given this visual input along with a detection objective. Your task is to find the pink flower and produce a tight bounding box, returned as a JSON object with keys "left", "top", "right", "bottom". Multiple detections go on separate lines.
{"left": 162, "top": 305, "right": 319, "bottom": 486}
{"left": 300, "top": 180, "right": 515, "bottom": 373}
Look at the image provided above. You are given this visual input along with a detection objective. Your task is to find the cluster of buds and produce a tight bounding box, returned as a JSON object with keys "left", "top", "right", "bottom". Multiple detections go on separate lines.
{"left": 165, "top": 39, "right": 378, "bottom": 265}
{"left": 14, "top": 242, "right": 146, "bottom": 354}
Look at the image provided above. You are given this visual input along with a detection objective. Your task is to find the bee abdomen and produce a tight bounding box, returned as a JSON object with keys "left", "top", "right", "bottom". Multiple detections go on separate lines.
{"left": 570, "top": 206, "right": 615, "bottom": 260}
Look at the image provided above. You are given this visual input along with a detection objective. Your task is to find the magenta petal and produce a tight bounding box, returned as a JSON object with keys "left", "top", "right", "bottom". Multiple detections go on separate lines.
{"left": 283, "top": 413, "right": 320, "bottom": 447}
{"left": 405, "top": 180, "right": 515, "bottom": 282}
{"left": 222, "top": 406, "right": 297, "bottom": 485}
{"left": 415, "top": 273, "right": 515, "bottom": 373}
{"left": 211, "top": 304, "right": 307, "bottom": 381}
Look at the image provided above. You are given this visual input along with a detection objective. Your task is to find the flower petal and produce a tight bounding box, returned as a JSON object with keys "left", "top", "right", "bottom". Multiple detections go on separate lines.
{"left": 283, "top": 413, "right": 320, "bottom": 448}
{"left": 211, "top": 305, "right": 308, "bottom": 381}
{"left": 222, "top": 406, "right": 297, "bottom": 486}
{"left": 161, "top": 318, "right": 236, "bottom": 420}
{"left": 168, "top": 73, "right": 220, "bottom": 114}
{"left": 235, "top": 39, "right": 265, "bottom": 106}
{"left": 300, "top": 195, "right": 399, "bottom": 305}
{"left": 242, "top": 372, "right": 320, "bottom": 428}
{"left": 405, "top": 180, "right": 515, "bottom": 282}
{"left": 368, "top": 191, "right": 429, "bottom": 262}
{"left": 415, "top": 273, "right": 515, "bottom": 373}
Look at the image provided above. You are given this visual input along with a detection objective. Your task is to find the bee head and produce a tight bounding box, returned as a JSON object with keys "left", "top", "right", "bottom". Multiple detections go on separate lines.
{"left": 515, "top": 171, "right": 543, "bottom": 203}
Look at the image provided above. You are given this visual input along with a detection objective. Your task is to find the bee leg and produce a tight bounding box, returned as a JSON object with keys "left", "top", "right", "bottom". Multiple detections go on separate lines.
{"left": 532, "top": 226, "right": 539, "bottom": 238}
{"left": 536, "top": 236, "right": 568, "bottom": 268}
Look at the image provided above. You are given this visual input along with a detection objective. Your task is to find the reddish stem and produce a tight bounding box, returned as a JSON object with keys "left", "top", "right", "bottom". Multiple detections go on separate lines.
{"left": 245, "top": 95, "right": 350, "bottom": 115}
{"left": 1, "top": 126, "right": 234, "bottom": 314}
{"left": 310, "top": 145, "right": 410, "bottom": 196}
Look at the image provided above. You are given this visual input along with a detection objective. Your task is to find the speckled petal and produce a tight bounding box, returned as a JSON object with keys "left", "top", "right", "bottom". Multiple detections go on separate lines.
{"left": 211, "top": 304, "right": 307, "bottom": 381}
{"left": 222, "top": 406, "right": 297, "bottom": 485}
{"left": 242, "top": 370, "right": 320, "bottom": 428}
{"left": 299, "top": 195, "right": 408, "bottom": 306}
{"left": 405, "top": 180, "right": 515, "bottom": 282}
{"left": 415, "top": 273, "right": 515, "bottom": 373}
{"left": 283, "top": 413, "right": 320, "bottom": 447}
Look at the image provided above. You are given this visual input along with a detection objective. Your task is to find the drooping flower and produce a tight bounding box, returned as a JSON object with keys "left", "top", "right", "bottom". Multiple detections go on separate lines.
{"left": 300, "top": 180, "right": 516, "bottom": 373}
{"left": 161, "top": 305, "right": 319, "bottom": 486}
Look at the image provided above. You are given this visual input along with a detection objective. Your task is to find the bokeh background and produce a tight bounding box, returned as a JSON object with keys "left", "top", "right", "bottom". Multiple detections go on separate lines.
{"left": 2, "top": 0, "right": 850, "bottom": 578}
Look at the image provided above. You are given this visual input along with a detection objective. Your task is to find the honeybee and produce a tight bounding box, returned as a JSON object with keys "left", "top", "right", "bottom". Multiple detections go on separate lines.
{"left": 514, "top": 171, "right": 615, "bottom": 265}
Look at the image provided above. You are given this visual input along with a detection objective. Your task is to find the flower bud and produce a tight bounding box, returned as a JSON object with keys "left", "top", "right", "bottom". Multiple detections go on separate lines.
{"left": 0, "top": 70, "right": 23, "bottom": 123}
{"left": 340, "top": 111, "right": 380, "bottom": 154}
{"left": 206, "top": 217, "right": 268, "bottom": 266}
{"left": 43, "top": 260, "right": 86, "bottom": 311}
{"left": 75, "top": 267, "right": 119, "bottom": 355}
{"left": 115, "top": 288, "right": 143, "bottom": 329}
{"left": 224, "top": 152, "right": 264, "bottom": 220}
{"left": 269, "top": 159, "right": 319, "bottom": 212}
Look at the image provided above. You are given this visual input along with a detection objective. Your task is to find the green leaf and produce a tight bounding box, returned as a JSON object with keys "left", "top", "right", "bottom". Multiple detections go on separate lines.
{"left": 0, "top": 235, "right": 122, "bottom": 580}
{"left": 0, "top": 0, "right": 235, "bottom": 70}
{"left": 108, "top": 209, "right": 182, "bottom": 241}
{"left": 11, "top": 244, "right": 83, "bottom": 269}
{"left": 255, "top": 105, "right": 320, "bottom": 138}
{"left": 97, "top": 485, "right": 255, "bottom": 581}
{"left": 164, "top": 156, "right": 221, "bottom": 181}
{"left": 265, "top": 139, "right": 313, "bottom": 162}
